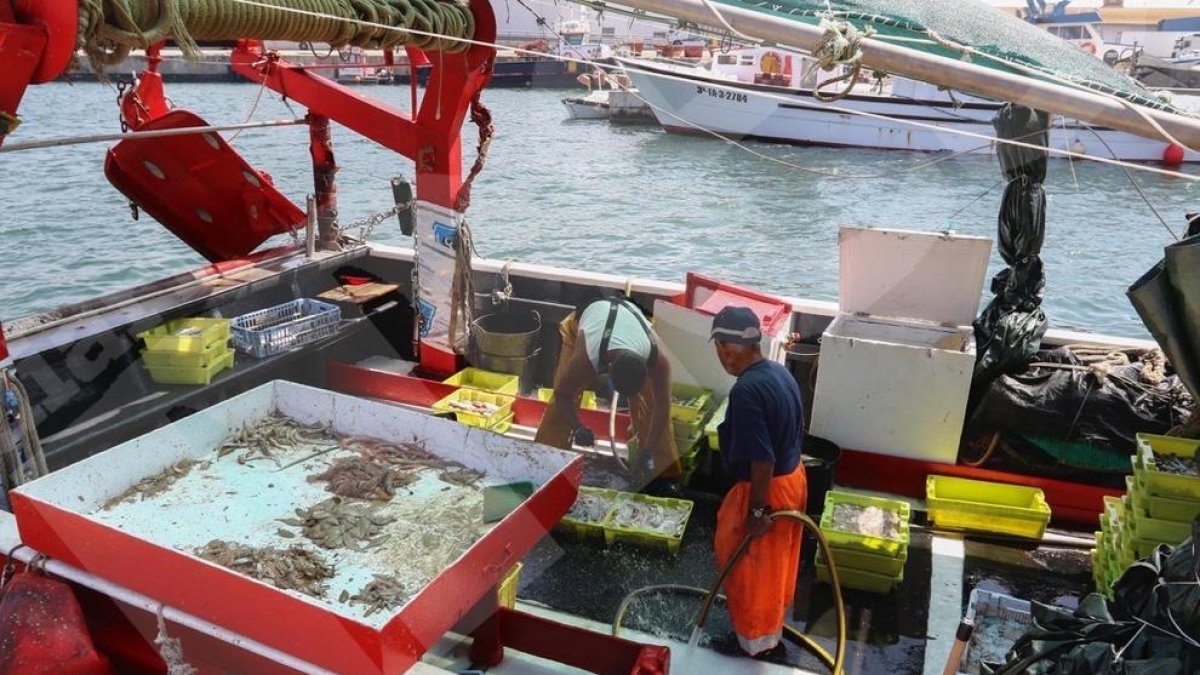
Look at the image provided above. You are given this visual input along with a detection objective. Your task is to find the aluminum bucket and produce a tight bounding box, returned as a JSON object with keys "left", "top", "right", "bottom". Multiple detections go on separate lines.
{"left": 472, "top": 310, "right": 541, "bottom": 375}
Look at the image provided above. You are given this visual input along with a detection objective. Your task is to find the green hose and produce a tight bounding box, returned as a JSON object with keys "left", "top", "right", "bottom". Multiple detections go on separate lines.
{"left": 612, "top": 510, "right": 847, "bottom": 674}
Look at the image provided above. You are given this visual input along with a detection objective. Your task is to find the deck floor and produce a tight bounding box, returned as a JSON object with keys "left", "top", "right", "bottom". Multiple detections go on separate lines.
{"left": 515, "top": 457, "right": 1095, "bottom": 674}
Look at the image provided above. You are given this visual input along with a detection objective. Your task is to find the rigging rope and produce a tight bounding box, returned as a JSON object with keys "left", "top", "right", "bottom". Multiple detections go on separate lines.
{"left": 75, "top": 0, "right": 475, "bottom": 71}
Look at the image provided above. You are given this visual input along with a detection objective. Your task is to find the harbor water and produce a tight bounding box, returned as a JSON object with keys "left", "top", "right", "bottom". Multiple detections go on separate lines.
{"left": 3, "top": 81, "right": 1197, "bottom": 339}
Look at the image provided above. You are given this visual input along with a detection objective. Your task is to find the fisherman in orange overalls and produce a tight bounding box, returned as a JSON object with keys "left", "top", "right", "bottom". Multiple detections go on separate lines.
{"left": 710, "top": 306, "right": 807, "bottom": 659}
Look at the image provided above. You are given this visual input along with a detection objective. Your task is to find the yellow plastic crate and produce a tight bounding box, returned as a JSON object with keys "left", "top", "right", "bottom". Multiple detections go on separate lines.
{"left": 1135, "top": 433, "right": 1200, "bottom": 500}
{"left": 536, "top": 388, "right": 598, "bottom": 410}
{"left": 669, "top": 383, "right": 713, "bottom": 424}
{"left": 820, "top": 490, "right": 911, "bottom": 557}
{"left": 146, "top": 348, "right": 234, "bottom": 386}
{"left": 431, "top": 389, "right": 515, "bottom": 430}
{"left": 142, "top": 335, "right": 228, "bottom": 369}
{"left": 497, "top": 562, "right": 522, "bottom": 609}
{"left": 1130, "top": 503, "right": 1192, "bottom": 546}
{"left": 557, "top": 487, "right": 621, "bottom": 542}
{"left": 926, "top": 475, "right": 1051, "bottom": 540}
{"left": 443, "top": 368, "right": 520, "bottom": 395}
{"left": 139, "top": 318, "right": 231, "bottom": 354}
{"left": 705, "top": 397, "right": 727, "bottom": 451}
{"left": 824, "top": 543, "right": 908, "bottom": 578}
{"left": 815, "top": 552, "right": 902, "bottom": 594}
{"left": 603, "top": 493, "right": 694, "bottom": 555}
{"left": 1128, "top": 475, "right": 1200, "bottom": 523}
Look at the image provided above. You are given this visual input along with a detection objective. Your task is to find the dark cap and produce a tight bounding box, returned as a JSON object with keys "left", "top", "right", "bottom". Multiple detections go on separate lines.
{"left": 710, "top": 306, "right": 762, "bottom": 345}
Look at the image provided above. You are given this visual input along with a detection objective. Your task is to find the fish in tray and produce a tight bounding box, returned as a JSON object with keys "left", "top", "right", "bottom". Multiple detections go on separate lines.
{"left": 830, "top": 503, "right": 902, "bottom": 540}
{"left": 1151, "top": 448, "right": 1200, "bottom": 476}
{"left": 218, "top": 412, "right": 336, "bottom": 467}
{"left": 448, "top": 399, "right": 502, "bottom": 416}
{"left": 277, "top": 496, "right": 395, "bottom": 550}
{"left": 609, "top": 500, "right": 689, "bottom": 538}
{"left": 340, "top": 574, "right": 407, "bottom": 617}
{"left": 566, "top": 492, "right": 615, "bottom": 524}
{"left": 195, "top": 540, "right": 335, "bottom": 599}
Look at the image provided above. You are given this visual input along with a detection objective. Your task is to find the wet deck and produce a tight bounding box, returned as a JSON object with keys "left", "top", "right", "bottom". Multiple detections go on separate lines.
{"left": 516, "top": 457, "right": 1094, "bottom": 674}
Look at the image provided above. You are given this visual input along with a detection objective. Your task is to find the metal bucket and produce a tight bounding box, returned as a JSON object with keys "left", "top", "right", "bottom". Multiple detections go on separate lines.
{"left": 472, "top": 310, "right": 541, "bottom": 375}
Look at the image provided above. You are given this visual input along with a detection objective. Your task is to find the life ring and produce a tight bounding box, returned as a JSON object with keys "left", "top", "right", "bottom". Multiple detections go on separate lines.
{"left": 1081, "top": 42, "right": 1097, "bottom": 55}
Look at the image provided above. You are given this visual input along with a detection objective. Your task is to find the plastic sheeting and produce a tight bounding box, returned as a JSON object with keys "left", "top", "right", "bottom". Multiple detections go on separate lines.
{"left": 973, "top": 104, "right": 1051, "bottom": 385}
{"left": 1129, "top": 226, "right": 1200, "bottom": 402}
{"left": 967, "top": 347, "right": 1190, "bottom": 454}
{"left": 984, "top": 521, "right": 1200, "bottom": 674}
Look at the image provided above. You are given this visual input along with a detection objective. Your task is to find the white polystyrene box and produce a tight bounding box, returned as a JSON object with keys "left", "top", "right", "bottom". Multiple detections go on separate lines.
{"left": 809, "top": 226, "right": 992, "bottom": 464}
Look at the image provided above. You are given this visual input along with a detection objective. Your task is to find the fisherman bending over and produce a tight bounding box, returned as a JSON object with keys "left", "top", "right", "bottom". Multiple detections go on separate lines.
{"left": 534, "top": 292, "right": 682, "bottom": 494}
{"left": 710, "top": 306, "right": 807, "bottom": 660}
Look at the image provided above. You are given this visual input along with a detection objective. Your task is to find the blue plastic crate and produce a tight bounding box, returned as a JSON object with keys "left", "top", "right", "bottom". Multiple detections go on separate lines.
{"left": 232, "top": 299, "right": 341, "bottom": 358}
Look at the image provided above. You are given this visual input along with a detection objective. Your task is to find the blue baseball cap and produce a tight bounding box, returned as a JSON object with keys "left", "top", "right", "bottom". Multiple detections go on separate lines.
{"left": 710, "top": 306, "right": 762, "bottom": 345}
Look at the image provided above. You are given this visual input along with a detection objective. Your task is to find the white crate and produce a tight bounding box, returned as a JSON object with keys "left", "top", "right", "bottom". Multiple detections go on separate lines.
{"left": 959, "top": 588, "right": 1032, "bottom": 675}
{"left": 810, "top": 227, "right": 992, "bottom": 463}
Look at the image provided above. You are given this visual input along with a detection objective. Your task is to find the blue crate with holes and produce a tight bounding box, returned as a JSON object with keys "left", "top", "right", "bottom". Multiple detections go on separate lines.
{"left": 232, "top": 299, "right": 341, "bottom": 358}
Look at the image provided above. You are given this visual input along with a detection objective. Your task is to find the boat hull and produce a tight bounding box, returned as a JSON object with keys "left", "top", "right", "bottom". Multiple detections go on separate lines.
{"left": 620, "top": 59, "right": 1200, "bottom": 163}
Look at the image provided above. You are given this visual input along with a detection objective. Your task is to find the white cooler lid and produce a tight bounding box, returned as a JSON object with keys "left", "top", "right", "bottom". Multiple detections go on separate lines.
{"left": 838, "top": 226, "right": 993, "bottom": 326}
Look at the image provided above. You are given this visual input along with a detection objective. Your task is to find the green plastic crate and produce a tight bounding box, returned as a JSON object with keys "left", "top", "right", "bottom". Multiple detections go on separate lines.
{"left": 705, "top": 397, "right": 728, "bottom": 451}
{"left": 603, "top": 493, "right": 694, "bottom": 555}
{"left": 670, "top": 383, "right": 713, "bottom": 424}
{"left": 820, "top": 491, "right": 911, "bottom": 557}
{"left": 431, "top": 389, "right": 515, "bottom": 430}
{"left": 1130, "top": 503, "right": 1192, "bottom": 546}
{"left": 443, "top": 368, "right": 520, "bottom": 395}
{"left": 557, "top": 487, "right": 621, "bottom": 542}
{"left": 672, "top": 413, "right": 712, "bottom": 439}
{"left": 1128, "top": 475, "right": 1200, "bottom": 523}
{"left": 824, "top": 543, "right": 908, "bottom": 578}
{"left": 815, "top": 552, "right": 902, "bottom": 594}
{"left": 139, "top": 318, "right": 231, "bottom": 354}
{"left": 1135, "top": 433, "right": 1200, "bottom": 500}
{"left": 926, "top": 475, "right": 1051, "bottom": 540}
{"left": 146, "top": 348, "right": 234, "bottom": 386}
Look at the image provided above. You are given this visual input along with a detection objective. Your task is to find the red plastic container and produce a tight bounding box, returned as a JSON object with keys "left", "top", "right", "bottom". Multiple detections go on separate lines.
{"left": 675, "top": 272, "right": 793, "bottom": 336}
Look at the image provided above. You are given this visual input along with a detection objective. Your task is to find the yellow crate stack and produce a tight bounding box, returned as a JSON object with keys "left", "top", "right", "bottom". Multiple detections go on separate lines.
{"left": 670, "top": 383, "right": 714, "bottom": 486}
{"left": 138, "top": 318, "right": 234, "bottom": 385}
{"left": 1096, "top": 434, "right": 1200, "bottom": 595}
{"left": 815, "top": 490, "right": 911, "bottom": 594}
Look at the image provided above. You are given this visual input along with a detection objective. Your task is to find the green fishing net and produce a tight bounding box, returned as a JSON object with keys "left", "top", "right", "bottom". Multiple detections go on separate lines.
{"left": 709, "top": 0, "right": 1180, "bottom": 112}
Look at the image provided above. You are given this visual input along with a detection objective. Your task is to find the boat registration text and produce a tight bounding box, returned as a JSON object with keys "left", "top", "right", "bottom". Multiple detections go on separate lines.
{"left": 696, "top": 86, "right": 748, "bottom": 103}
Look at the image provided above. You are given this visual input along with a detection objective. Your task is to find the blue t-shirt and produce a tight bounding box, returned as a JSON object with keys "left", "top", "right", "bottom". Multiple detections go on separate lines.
{"left": 718, "top": 359, "right": 804, "bottom": 482}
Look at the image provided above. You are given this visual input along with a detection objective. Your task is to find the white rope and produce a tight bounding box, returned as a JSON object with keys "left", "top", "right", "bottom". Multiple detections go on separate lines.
{"left": 155, "top": 603, "right": 199, "bottom": 675}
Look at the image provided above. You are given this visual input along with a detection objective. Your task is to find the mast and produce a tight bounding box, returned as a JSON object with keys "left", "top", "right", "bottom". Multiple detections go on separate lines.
{"left": 612, "top": 0, "right": 1200, "bottom": 151}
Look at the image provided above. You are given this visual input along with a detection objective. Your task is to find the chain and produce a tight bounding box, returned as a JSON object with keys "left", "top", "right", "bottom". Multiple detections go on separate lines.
{"left": 334, "top": 201, "right": 411, "bottom": 243}
{"left": 116, "top": 80, "right": 130, "bottom": 133}
{"left": 1, "top": 544, "right": 25, "bottom": 589}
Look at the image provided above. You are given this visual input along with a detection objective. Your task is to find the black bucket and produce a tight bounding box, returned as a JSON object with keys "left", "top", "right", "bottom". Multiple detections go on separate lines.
{"left": 799, "top": 434, "right": 841, "bottom": 571}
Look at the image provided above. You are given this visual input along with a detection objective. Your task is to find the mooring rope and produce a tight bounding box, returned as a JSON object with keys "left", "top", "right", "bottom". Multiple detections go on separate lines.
{"left": 75, "top": 0, "right": 475, "bottom": 71}
{"left": 812, "top": 17, "right": 875, "bottom": 102}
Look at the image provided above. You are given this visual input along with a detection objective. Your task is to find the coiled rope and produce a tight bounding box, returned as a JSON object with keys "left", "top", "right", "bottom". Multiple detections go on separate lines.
{"left": 813, "top": 16, "right": 875, "bottom": 102}
{"left": 76, "top": 0, "right": 475, "bottom": 70}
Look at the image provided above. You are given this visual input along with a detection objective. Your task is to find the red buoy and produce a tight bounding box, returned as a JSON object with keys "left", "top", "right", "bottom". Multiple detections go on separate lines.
{"left": 1164, "top": 143, "right": 1186, "bottom": 167}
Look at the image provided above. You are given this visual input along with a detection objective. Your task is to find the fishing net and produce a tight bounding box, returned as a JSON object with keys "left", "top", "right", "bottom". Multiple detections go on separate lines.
{"left": 983, "top": 520, "right": 1200, "bottom": 674}
{"left": 708, "top": 0, "right": 1180, "bottom": 112}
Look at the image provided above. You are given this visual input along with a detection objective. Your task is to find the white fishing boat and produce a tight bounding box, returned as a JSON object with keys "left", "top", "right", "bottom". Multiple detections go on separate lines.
{"left": 5, "top": 1, "right": 1200, "bottom": 674}
{"left": 617, "top": 46, "right": 1199, "bottom": 164}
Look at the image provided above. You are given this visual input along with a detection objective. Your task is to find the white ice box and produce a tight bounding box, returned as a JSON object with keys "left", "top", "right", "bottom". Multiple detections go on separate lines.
{"left": 810, "top": 226, "right": 992, "bottom": 464}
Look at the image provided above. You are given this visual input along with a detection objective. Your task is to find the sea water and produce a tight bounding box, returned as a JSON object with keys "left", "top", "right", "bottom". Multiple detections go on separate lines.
{"left": 4, "top": 82, "right": 1195, "bottom": 339}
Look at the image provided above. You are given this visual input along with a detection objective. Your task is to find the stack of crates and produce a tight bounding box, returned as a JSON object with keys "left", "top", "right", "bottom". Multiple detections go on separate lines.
{"left": 669, "top": 383, "right": 714, "bottom": 485}
{"left": 1095, "top": 433, "right": 1200, "bottom": 595}
{"left": 433, "top": 368, "right": 518, "bottom": 434}
{"left": 138, "top": 318, "right": 234, "bottom": 385}
{"left": 815, "top": 490, "right": 911, "bottom": 594}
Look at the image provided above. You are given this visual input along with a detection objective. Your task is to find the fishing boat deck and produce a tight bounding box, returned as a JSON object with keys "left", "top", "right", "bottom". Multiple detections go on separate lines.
{"left": 503, "top": 455, "right": 1095, "bottom": 675}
